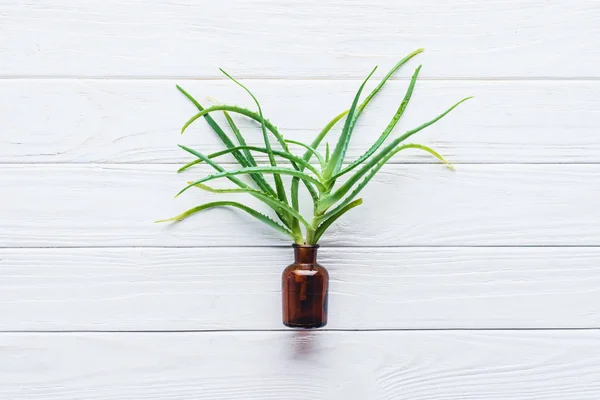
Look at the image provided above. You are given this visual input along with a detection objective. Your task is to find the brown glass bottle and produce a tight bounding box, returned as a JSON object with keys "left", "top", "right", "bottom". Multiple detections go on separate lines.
{"left": 282, "top": 244, "right": 329, "bottom": 328}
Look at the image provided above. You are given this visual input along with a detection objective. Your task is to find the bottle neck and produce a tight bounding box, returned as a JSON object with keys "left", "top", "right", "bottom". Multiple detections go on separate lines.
{"left": 293, "top": 245, "right": 319, "bottom": 264}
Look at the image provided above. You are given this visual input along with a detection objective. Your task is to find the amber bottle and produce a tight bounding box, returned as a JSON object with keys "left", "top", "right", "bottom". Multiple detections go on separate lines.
{"left": 282, "top": 244, "right": 329, "bottom": 328}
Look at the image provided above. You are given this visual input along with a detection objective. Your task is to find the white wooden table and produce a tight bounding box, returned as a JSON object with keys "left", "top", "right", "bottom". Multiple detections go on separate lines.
{"left": 1, "top": 1, "right": 600, "bottom": 398}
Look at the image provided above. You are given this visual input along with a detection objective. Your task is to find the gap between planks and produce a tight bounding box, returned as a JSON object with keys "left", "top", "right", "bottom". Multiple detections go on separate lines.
{"left": 2, "top": 76, "right": 600, "bottom": 82}
{"left": 4, "top": 162, "right": 600, "bottom": 166}
{"left": 2, "top": 163, "right": 600, "bottom": 166}
{"left": 4, "top": 245, "right": 600, "bottom": 249}
{"left": 3, "top": 328, "right": 600, "bottom": 334}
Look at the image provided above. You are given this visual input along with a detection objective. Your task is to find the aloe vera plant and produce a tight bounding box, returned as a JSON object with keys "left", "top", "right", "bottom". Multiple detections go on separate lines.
{"left": 159, "top": 49, "right": 471, "bottom": 245}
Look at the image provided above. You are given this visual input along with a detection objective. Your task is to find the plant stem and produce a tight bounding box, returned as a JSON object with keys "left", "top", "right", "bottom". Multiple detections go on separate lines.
{"left": 305, "top": 220, "right": 319, "bottom": 245}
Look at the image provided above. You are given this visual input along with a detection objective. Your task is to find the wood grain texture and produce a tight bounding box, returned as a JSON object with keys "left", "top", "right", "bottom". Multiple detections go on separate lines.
{"left": 1, "top": 164, "right": 599, "bottom": 247}
{"left": 2, "top": 0, "right": 599, "bottom": 394}
{"left": 2, "top": 247, "right": 600, "bottom": 330}
{"left": 2, "top": 79, "right": 600, "bottom": 164}
{"left": 3, "top": 331, "right": 600, "bottom": 399}
{"left": 1, "top": 0, "right": 598, "bottom": 78}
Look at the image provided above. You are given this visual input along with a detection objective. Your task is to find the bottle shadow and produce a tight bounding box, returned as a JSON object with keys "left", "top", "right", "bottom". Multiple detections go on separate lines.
{"left": 288, "top": 329, "right": 320, "bottom": 359}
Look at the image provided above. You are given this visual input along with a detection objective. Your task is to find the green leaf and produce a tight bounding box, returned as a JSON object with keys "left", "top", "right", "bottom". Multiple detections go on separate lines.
{"left": 285, "top": 140, "right": 325, "bottom": 170}
{"left": 178, "top": 165, "right": 326, "bottom": 198}
{"left": 155, "top": 201, "right": 296, "bottom": 240}
{"left": 182, "top": 105, "right": 279, "bottom": 138}
{"left": 187, "top": 143, "right": 321, "bottom": 206}
{"left": 222, "top": 110, "right": 255, "bottom": 164}
{"left": 176, "top": 86, "right": 277, "bottom": 197}
{"left": 178, "top": 145, "right": 322, "bottom": 178}
{"left": 218, "top": 69, "right": 290, "bottom": 208}
{"left": 182, "top": 103, "right": 321, "bottom": 205}
{"left": 311, "top": 198, "right": 363, "bottom": 244}
{"left": 325, "top": 142, "right": 330, "bottom": 163}
{"left": 221, "top": 107, "right": 278, "bottom": 196}
{"left": 320, "top": 50, "right": 423, "bottom": 185}
{"left": 403, "top": 144, "right": 455, "bottom": 170}
{"left": 177, "top": 86, "right": 245, "bottom": 162}
{"left": 304, "top": 109, "right": 349, "bottom": 163}
{"left": 353, "top": 48, "right": 423, "bottom": 122}
{"left": 318, "top": 96, "right": 472, "bottom": 212}
{"left": 318, "top": 144, "right": 452, "bottom": 220}
{"left": 323, "top": 66, "right": 378, "bottom": 180}
{"left": 187, "top": 182, "right": 312, "bottom": 229}
{"left": 177, "top": 145, "right": 247, "bottom": 190}
{"left": 290, "top": 109, "right": 349, "bottom": 216}
{"left": 329, "top": 65, "right": 422, "bottom": 181}
{"left": 178, "top": 145, "right": 294, "bottom": 228}
{"left": 290, "top": 176, "right": 302, "bottom": 239}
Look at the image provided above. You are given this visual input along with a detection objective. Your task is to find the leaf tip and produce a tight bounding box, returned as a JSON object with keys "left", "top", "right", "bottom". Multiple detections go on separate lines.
{"left": 219, "top": 68, "right": 232, "bottom": 79}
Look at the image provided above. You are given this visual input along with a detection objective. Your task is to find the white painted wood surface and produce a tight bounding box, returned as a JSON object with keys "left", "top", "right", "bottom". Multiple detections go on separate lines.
{"left": 2, "top": 247, "right": 600, "bottom": 331}
{"left": 2, "top": 0, "right": 600, "bottom": 397}
{"left": 2, "top": 164, "right": 599, "bottom": 247}
{"left": 3, "top": 331, "right": 600, "bottom": 400}
{"left": 1, "top": 0, "right": 599, "bottom": 78}
{"left": 2, "top": 80, "right": 599, "bottom": 164}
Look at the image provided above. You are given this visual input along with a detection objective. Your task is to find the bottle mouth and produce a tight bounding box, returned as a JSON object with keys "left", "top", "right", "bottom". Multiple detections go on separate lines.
{"left": 292, "top": 244, "right": 320, "bottom": 249}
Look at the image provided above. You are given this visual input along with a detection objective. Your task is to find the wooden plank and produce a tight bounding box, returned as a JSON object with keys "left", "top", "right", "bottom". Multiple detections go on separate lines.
{"left": 2, "top": 247, "right": 600, "bottom": 330}
{"left": 1, "top": 164, "right": 599, "bottom": 247}
{"left": 0, "top": 0, "right": 598, "bottom": 78}
{"left": 2, "top": 331, "right": 600, "bottom": 399}
{"left": 2, "top": 79, "right": 599, "bottom": 164}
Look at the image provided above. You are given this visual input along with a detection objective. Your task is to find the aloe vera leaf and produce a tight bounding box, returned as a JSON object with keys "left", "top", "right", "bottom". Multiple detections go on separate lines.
{"left": 325, "top": 142, "right": 330, "bottom": 164}
{"left": 218, "top": 69, "right": 290, "bottom": 208}
{"left": 178, "top": 145, "right": 322, "bottom": 177}
{"left": 178, "top": 145, "right": 294, "bottom": 228}
{"left": 291, "top": 109, "right": 349, "bottom": 214}
{"left": 155, "top": 201, "right": 296, "bottom": 240}
{"left": 406, "top": 144, "right": 455, "bottom": 170}
{"left": 181, "top": 95, "right": 323, "bottom": 227}
{"left": 320, "top": 50, "right": 422, "bottom": 185}
{"left": 181, "top": 103, "right": 295, "bottom": 205}
{"left": 322, "top": 66, "right": 378, "bottom": 180}
{"left": 178, "top": 165, "right": 326, "bottom": 199}
{"left": 303, "top": 109, "right": 349, "bottom": 163}
{"left": 329, "top": 65, "right": 422, "bottom": 181}
{"left": 285, "top": 140, "right": 325, "bottom": 169}
{"left": 353, "top": 48, "right": 423, "bottom": 122}
{"left": 177, "top": 86, "right": 248, "bottom": 164}
{"left": 318, "top": 96, "right": 472, "bottom": 212}
{"left": 290, "top": 177, "right": 302, "bottom": 238}
{"left": 183, "top": 103, "right": 321, "bottom": 201}
{"left": 177, "top": 146, "right": 247, "bottom": 190}
{"left": 311, "top": 198, "right": 363, "bottom": 243}
{"left": 187, "top": 183, "right": 312, "bottom": 229}
{"left": 221, "top": 108, "right": 278, "bottom": 196}
{"left": 291, "top": 110, "right": 350, "bottom": 215}
{"left": 318, "top": 143, "right": 453, "bottom": 218}
{"left": 222, "top": 110, "right": 257, "bottom": 164}
{"left": 176, "top": 85, "right": 277, "bottom": 199}
{"left": 182, "top": 105, "right": 278, "bottom": 137}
